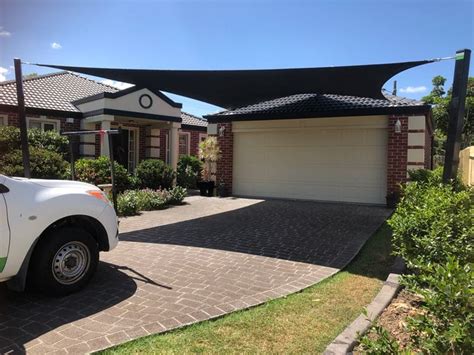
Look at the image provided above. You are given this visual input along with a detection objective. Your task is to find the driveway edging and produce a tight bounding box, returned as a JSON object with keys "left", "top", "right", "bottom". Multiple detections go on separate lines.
{"left": 323, "top": 257, "right": 405, "bottom": 355}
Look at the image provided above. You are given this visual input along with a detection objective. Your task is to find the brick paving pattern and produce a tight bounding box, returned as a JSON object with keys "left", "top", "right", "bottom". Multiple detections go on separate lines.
{"left": 0, "top": 196, "right": 390, "bottom": 354}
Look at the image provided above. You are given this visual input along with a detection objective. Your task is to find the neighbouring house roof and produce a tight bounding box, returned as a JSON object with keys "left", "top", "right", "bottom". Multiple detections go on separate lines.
{"left": 0, "top": 72, "right": 118, "bottom": 115}
{"left": 205, "top": 92, "right": 431, "bottom": 123}
{"left": 181, "top": 111, "right": 208, "bottom": 130}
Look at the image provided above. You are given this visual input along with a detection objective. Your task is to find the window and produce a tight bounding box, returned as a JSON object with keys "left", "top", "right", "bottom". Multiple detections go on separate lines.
{"left": 0, "top": 115, "right": 7, "bottom": 126}
{"left": 179, "top": 133, "right": 190, "bottom": 156}
{"left": 27, "top": 117, "right": 60, "bottom": 132}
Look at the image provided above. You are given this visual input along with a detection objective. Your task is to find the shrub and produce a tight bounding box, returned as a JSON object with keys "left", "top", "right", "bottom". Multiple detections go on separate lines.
{"left": 0, "top": 147, "right": 68, "bottom": 179}
{"left": 379, "top": 178, "right": 474, "bottom": 353}
{"left": 177, "top": 155, "right": 202, "bottom": 188}
{"left": 408, "top": 166, "right": 465, "bottom": 192}
{"left": 27, "top": 128, "right": 69, "bottom": 157}
{"left": 75, "top": 156, "right": 131, "bottom": 191}
{"left": 0, "top": 126, "right": 20, "bottom": 154}
{"left": 388, "top": 182, "right": 473, "bottom": 268}
{"left": 135, "top": 159, "right": 175, "bottom": 190}
{"left": 167, "top": 186, "right": 187, "bottom": 205}
{"left": 134, "top": 189, "right": 168, "bottom": 211}
{"left": 0, "top": 126, "right": 69, "bottom": 157}
{"left": 402, "top": 257, "right": 473, "bottom": 353}
{"left": 116, "top": 191, "right": 140, "bottom": 216}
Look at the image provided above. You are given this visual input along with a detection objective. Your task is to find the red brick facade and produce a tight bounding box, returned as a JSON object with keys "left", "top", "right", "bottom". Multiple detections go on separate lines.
{"left": 216, "top": 123, "right": 233, "bottom": 191}
{"left": 387, "top": 116, "right": 408, "bottom": 194}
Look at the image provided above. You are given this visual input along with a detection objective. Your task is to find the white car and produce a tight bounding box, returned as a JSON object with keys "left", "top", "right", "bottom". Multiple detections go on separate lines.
{"left": 0, "top": 175, "right": 119, "bottom": 296}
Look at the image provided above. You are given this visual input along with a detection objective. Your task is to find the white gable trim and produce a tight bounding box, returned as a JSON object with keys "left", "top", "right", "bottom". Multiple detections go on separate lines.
{"left": 75, "top": 88, "right": 181, "bottom": 119}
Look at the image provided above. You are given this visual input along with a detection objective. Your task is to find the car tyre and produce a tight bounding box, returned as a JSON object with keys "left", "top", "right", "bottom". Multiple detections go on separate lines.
{"left": 29, "top": 227, "right": 99, "bottom": 296}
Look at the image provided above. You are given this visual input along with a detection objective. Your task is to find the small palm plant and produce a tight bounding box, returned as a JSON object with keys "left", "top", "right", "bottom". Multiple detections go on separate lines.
{"left": 198, "top": 137, "right": 221, "bottom": 196}
{"left": 198, "top": 136, "right": 221, "bottom": 181}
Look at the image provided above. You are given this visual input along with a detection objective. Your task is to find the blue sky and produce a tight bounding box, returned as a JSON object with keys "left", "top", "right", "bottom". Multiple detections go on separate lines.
{"left": 0, "top": 0, "right": 472, "bottom": 116}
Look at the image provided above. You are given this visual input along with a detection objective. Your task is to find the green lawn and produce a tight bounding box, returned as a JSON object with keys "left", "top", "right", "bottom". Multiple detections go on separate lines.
{"left": 100, "top": 223, "right": 394, "bottom": 354}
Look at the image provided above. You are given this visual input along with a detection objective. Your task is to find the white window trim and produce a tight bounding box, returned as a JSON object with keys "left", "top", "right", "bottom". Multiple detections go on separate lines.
{"left": 0, "top": 115, "right": 7, "bottom": 126}
{"left": 179, "top": 132, "right": 191, "bottom": 156}
{"left": 127, "top": 126, "right": 140, "bottom": 172}
{"left": 113, "top": 123, "right": 140, "bottom": 172}
{"left": 27, "top": 117, "right": 61, "bottom": 132}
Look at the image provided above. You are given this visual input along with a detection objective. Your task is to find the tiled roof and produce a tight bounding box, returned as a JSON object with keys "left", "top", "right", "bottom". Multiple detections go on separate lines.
{"left": 181, "top": 111, "right": 208, "bottom": 128}
{"left": 0, "top": 72, "right": 118, "bottom": 113}
{"left": 206, "top": 92, "right": 429, "bottom": 122}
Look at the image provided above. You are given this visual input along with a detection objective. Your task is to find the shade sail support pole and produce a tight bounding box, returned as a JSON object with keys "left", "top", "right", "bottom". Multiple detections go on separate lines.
{"left": 443, "top": 49, "right": 471, "bottom": 183}
{"left": 14, "top": 58, "right": 31, "bottom": 178}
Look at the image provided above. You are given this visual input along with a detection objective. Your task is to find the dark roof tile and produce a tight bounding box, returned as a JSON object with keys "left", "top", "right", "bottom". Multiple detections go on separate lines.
{"left": 206, "top": 92, "right": 429, "bottom": 122}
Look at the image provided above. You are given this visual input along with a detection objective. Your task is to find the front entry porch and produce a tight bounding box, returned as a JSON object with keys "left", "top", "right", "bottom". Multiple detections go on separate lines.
{"left": 79, "top": 114, "right": 181, "bottom": 172}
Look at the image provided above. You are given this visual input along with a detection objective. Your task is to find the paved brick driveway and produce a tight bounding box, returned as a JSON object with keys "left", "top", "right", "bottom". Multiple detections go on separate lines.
{"left": 0, "top": 196, "right": 390, "bottom": 354}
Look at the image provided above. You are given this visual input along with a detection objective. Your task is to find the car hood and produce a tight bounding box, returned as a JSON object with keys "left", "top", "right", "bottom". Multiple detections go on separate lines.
{"left": 12, "top": 177, "right": 100, "bottom": 191}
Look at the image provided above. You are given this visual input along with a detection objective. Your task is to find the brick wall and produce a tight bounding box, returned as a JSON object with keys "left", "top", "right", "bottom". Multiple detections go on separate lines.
{"left": 159, "top": 128, "right": 169, "bottom": 162}
{"left": 215, "top": 123, "right": 233, "bottom": 192}
{"left": 387, "top": 116, "right": 408, "bottom": 194}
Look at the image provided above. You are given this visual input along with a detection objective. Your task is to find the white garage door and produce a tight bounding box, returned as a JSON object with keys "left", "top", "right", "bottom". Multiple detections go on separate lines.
{"left": 233, "top": 116, "right": 388, "bottom": 204}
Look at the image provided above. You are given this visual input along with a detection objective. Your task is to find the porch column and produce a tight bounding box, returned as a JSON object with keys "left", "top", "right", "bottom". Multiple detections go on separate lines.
{"left": 83, "top": 114, "right": 114, "bottom": 157}
{"left": 79, "top": 120, "right": 96, "bottom": 158}
{"left": 169, "top": 122, "right": 180, "bottom": 180}
{"left": 100, "top": 120, "right": 112, "bottom": 157}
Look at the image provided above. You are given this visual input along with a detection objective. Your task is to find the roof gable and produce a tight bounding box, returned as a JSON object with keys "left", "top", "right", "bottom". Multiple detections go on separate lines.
{"left": 73, "top": 87, "right": 182, "bottom": 119}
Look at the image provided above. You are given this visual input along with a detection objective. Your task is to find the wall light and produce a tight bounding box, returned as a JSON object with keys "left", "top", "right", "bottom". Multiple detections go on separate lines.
{"left": 394, "top": 119, "right": 402, "bottom": 133}
{"left": 219, "top": 125, "right": 226, "bottom": 137}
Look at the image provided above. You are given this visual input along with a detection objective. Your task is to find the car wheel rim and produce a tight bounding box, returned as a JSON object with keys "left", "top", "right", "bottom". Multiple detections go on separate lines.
{"left": 52, "top": 241, "right": 91, "bottom": 285}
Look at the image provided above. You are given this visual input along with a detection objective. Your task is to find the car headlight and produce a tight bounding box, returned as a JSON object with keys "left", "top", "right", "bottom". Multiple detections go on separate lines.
{"left": 86, "top": 190, "right": 111, "bottom": 204}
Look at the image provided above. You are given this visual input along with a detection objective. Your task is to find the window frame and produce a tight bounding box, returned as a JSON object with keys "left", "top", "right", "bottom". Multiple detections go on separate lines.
{"left": 27, "top": 117, "right": 61, "bottom": 132}
{"left": 179, "top": 132, "right": 191, "bottom": 156}
{"left": 0, "top": 115, "right": 7, "bottom": 126}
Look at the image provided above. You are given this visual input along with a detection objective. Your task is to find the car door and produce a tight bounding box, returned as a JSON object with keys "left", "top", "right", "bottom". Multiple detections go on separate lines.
{"left": 0, "top": 176, "right": 10, "bottom": 273}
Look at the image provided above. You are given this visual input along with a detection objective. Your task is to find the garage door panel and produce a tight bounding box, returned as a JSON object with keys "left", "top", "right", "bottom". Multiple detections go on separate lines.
{"left": 233, "top": 121, "right": 387, "bottom": 204}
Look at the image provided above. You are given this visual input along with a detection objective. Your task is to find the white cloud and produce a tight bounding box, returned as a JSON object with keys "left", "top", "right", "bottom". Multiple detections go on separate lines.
{"left": 100, "top": 79, "right": 134, "bottom": 90}
{"left": 0, "top": 66, "right": 9, "bottom": 82}
{"left": 0, "top": 27, "right": 11, "bottom": 37}
{"left": 51, "top": 42, "right": 62, "bottom": 49}
{"left": 399, "top": 86, "right": 427, "bottom": 94}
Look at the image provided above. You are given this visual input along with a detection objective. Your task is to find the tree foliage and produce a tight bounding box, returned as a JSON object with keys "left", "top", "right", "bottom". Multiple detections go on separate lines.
{"left": 423, "top": 75, "right": 473, "bottom": 148}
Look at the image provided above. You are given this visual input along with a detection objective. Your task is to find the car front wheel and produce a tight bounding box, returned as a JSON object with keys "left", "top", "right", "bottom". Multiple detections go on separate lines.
{"left": 29, "top": 227, "right": 99, "bottom": 296}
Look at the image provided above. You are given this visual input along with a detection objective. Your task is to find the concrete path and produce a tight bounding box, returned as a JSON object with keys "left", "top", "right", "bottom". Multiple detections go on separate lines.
{"left": 0, "top": 196, "right": 390, "bottom": 354}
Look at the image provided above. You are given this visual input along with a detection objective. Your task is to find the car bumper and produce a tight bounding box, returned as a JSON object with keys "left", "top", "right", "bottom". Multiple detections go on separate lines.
{"left": 98, "top": 204, "right": 119, "bottom": 251}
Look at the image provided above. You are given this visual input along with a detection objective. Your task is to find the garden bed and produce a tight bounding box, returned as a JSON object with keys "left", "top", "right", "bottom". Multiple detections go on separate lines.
{"left": 353, "top": 289, "right": 422, "bottom": 353}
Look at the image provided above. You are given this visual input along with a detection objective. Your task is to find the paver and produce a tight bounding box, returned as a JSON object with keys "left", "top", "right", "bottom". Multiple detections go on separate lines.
{"left": 0, "top": 196, "right": 390, "bottom": 353}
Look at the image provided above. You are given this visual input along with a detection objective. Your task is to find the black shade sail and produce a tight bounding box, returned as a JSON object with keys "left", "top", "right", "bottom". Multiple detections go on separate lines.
{"left": 38, "top": 60, "right": 434, "bottom": 109}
